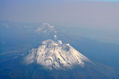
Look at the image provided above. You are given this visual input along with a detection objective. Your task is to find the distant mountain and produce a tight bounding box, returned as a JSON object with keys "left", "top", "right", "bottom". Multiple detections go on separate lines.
{"left": 24, "top": 39, "right": 90, "bottom": 69}
{"left": 23, "top": 39, "right": 119, "bottom": 79}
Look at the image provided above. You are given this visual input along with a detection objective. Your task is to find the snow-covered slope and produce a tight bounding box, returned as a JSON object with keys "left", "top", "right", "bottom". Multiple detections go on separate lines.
{"left": 24, "top": 39, "right": 90, "bottom": 69}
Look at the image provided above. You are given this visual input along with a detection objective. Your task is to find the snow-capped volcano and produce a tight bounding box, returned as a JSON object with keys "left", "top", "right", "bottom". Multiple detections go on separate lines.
{"left": 25, "top": 39, "right": 90, "bottom": 69}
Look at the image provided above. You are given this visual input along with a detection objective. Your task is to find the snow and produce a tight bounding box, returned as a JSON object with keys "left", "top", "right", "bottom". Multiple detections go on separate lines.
{"left": 25, "top": 39, "right": 90, "bottom": 69}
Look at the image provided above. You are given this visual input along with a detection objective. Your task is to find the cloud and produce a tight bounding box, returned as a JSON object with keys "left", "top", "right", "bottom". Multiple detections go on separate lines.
{"left": 36, "top": 23, "right": 55, "bottom": 33}
{"left": 35, "top": 23, "right": 57, "bottom": 36}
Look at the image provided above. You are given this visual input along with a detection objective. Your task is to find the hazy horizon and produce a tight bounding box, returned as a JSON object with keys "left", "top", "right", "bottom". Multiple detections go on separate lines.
{"left": 0, "top": 0, "right": 119, "bottom": 45}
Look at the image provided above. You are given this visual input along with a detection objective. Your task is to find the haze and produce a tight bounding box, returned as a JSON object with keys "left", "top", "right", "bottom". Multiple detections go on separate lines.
{"left": 0, "top": 0, "right": 119, "bottom": 44}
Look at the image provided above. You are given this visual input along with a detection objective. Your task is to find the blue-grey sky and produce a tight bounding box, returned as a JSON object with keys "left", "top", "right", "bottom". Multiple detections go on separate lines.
{"left": 0, "top": 0, "right": 119, "bottom": 44}
{"left": 0, "top": 0, "right": 119, "bottom": 23}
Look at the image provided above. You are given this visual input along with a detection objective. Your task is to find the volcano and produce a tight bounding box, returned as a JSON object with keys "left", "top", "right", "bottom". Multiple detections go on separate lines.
{"left": 23, "top": 39, "right": 119, "bottom": 79}
{"left": 25, "top": 39, "right": 91, "bottom": 69}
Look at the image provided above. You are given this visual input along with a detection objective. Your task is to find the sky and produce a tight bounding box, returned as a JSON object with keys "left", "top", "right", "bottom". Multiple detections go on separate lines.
{"left": 0, "top": 0, "right": 119, "bottom": 23}
{"left": 0, "top": 0, "right": 119, "bottom": 44}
